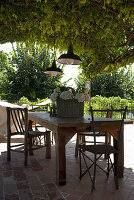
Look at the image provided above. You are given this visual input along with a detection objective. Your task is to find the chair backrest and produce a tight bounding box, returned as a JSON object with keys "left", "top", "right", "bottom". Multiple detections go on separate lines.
{"left": 90, "top": 106, "right": 127, "bottom": 146}
{"left": 91, "top": 109, "right": 113, "bottom": 118}
{"left": 110, "top": 109, "right": 127, "bottom": 119}
{"left": 106, "top": 109, "right": 113, "bottom": 118}
{"left": 6, "top": 107, "right": 28, "bottom": 135}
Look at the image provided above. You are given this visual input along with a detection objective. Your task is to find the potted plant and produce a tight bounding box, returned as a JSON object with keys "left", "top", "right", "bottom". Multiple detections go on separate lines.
{"left": 50, "top": 86, "right": 90, "bottom": 118}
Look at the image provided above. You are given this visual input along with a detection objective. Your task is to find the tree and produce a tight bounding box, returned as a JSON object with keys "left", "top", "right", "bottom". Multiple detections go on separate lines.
{"left": 0, "top": 51, "right": 15, "bottom": 99}
{"left": 74, "top": 66, "right": 134, "bottom": 99}
{"left": 91, "top": 67, "right": 134, "bottom": 99}
{"left": 0, "top": 43, "right": 62, "bottom": 101}
{"left": 0, "top": 0, "right": 134, "bottom": 77}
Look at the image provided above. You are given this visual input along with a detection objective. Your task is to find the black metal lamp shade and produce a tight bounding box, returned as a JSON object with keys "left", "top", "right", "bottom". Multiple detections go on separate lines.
{"left": 57, "top": 44, "right": 82, "bottom": 65}
{"left": 44, "top": 59, "right": 64, "bottom": 76}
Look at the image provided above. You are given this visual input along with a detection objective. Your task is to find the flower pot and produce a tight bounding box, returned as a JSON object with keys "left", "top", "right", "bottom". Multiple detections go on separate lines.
{"left": 57, "top": 98, "right": 84, "bottom": 118}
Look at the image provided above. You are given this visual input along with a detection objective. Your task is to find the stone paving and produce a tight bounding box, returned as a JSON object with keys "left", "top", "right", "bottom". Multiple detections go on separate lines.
{"left": 0, "top": 124, "right": 134, "bottom": 200}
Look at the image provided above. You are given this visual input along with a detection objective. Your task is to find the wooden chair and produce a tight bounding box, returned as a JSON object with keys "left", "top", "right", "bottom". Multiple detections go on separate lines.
{"left": 6, "top": 107, "right": 51, "bottom": 166}
{"left": 78, "top": 106, "right": 127, "bottom": 192}
{"left": 30, "top": 104, "right": 54, "bottom": 145}
{"left": 75, "top": 109, "right": 113, "bottom": 157}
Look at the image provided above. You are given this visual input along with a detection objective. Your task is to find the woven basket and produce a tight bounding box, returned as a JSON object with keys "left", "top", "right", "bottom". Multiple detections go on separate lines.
{"left": 57, "top": 98, "right": 84, "bottom": 118}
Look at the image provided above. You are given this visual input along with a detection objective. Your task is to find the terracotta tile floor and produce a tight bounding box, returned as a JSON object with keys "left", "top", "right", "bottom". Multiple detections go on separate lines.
{"left": 0, "top": 124, "right": 134, "bottom": 200}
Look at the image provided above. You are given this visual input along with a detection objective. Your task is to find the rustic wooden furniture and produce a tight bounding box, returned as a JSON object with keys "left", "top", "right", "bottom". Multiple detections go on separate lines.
{"left": 7, "top": 107, "right": 51, "bottom": 166}
{"left": 79, "top": 107, "right": 127, "bottom": 191}
{"left": 75, "top": 109, "right": 113, "bottom": 157}
{"left": 29, "top": 103, "right": 54, "bottom": 145}
{"left": 28, "top": 111, "right": 132, "bottom": 185}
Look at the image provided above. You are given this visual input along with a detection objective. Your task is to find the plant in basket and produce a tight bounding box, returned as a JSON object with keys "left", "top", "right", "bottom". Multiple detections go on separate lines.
{"left": 50, "top": 86, "right": 90, "bottom": 118}
{"left": 50, "top": 86, "right": 90, "bottom": 103}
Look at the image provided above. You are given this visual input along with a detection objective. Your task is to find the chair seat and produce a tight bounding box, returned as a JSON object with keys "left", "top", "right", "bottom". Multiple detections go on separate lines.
{"left": 79, "top": 144, "right": 118, "bottom": 154}
{"left": 11, "top": 131, "right": 25, "bottom": 136}
{"left": 28, "top": 130, "right": 50, "bottom": 137}
{"left": 75, "top": 109, "right": 113, "bottom": 158}
{"left": 79, "top": 131, "right": 106, "bottom": 136}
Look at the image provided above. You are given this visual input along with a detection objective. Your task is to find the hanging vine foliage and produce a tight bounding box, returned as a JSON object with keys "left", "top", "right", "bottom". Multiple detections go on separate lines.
{"left": 0, "top": 0, "right": 134, "bottom": 77}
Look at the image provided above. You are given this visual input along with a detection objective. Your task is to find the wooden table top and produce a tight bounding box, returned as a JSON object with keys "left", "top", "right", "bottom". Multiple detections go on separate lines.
{"left": 28, "top": 112, "right": 133, "bottom": 128}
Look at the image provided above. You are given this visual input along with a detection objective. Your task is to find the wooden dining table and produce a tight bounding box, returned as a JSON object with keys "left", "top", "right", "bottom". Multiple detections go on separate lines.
{"left": 28, "top": 112, "right": 133, "bottom": 185}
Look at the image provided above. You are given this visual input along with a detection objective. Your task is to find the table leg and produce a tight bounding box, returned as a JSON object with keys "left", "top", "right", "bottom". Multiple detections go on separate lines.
{"left": 46, "top": 131, "right": 51, "bottom": 159}
{"left": 118, "top": 126, "right": 124, "bottom": 177}
{"left": 28, "top": 120, "right": 33, "bottom": 130}
{"left": 55, "top": 132, "right": 66, "bottom": 185}
{"left": 114, "top": 127, "right": 124, "bottom": 178}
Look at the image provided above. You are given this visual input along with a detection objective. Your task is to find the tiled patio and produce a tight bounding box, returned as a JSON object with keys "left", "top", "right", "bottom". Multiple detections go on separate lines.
{"left": 0, "top": 124, "right": 134, "bottom": 200}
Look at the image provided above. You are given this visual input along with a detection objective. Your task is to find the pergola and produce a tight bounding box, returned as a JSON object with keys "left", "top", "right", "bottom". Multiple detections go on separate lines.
{"left": 0, "top": 0, "right": 134, "bottom": 77}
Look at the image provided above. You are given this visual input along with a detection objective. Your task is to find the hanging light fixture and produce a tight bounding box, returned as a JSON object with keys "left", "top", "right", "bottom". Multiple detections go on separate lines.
{"left": 44, "top": 58, "right": 64, "bottom": 76}
{"left": 44, "top": 32, "right": 64, "bottom": 76}
{"left": 57, "top": 44, "right": 82, "bottom": 65}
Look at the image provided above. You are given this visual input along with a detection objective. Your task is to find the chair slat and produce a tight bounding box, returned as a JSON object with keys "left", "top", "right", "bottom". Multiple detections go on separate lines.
{"left": 17, "top": 110, "right": 25, "bottom": 132}
{"left": 14, "top": 110, "right": 23, "bottom": 133}
{"left": 10, "top": 110, "right": 19, "bottom": 133}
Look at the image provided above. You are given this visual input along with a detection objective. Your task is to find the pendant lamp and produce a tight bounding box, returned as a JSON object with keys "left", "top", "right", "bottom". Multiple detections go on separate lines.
{"left": 57, "top": 44, "right": 82, "bottom": 65}
{"left": 44, "top": 58, "right": 64, "bottom": 76}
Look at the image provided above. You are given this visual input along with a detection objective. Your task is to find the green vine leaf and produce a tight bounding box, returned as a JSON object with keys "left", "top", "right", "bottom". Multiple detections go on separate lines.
{"left": 0, "top": 0, "right": 134, "bottom": 77}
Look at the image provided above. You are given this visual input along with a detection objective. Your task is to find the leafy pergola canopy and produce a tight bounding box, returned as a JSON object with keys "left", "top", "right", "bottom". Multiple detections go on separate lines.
{"left": 0, "top": 0, "right": 134, "bottom": 77}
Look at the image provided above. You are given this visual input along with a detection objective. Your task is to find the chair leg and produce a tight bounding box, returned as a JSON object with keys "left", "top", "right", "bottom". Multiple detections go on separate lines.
{"left": 107, "top": 155, "right": 110, "bottom": 178}
{"left": 7, "top": 135, "right": 11, "bottom": 161}
{"left": 82, "top": 136, "right": 86, "bottom": 152}
{"left": 44, "top": 134, "right": 46, "bottom": 145}
{"left": 104, "top": 133, "right": 109, "bottom": 159}
{"left": 24, "top": 138, "right": 28, "bottom": 166}
{"left": 51, "top": 132, "right": 54, "bottom": 144}
{"left": 79, "top": 149, "right": 96, "bottom": 192}
{"left": 29, "top": 138, "right": 33, "bottom": 156}
{"left": 35, "top": 124, "right": 38, "bottom": 131}
{"left": 114, "top": 154, "right": 119, "bottom": 189}
{"left": 82, "top": 135, "right": 85, "bottom": 144}
{"left": 108, "top": 134, "right": 111, "bottom": 145}
{"left": 24, "top": 149, "right": 28, "bottom": 166}
{"left": 75, "top": 133, "right": 79, "bottom": 157}
{"left": 79, "top": 148, "right": 82, "bottom": 180}
{"left": 91, "top": 155, "right": 96, "bottom": 192}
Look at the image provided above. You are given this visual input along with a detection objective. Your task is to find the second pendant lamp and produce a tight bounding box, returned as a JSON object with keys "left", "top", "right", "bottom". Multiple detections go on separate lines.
{"left": 44, "top": 58, "right": 64, "bottom": 76}
{"left": 57, "top": 44, "right": 82, "bottom": 65}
